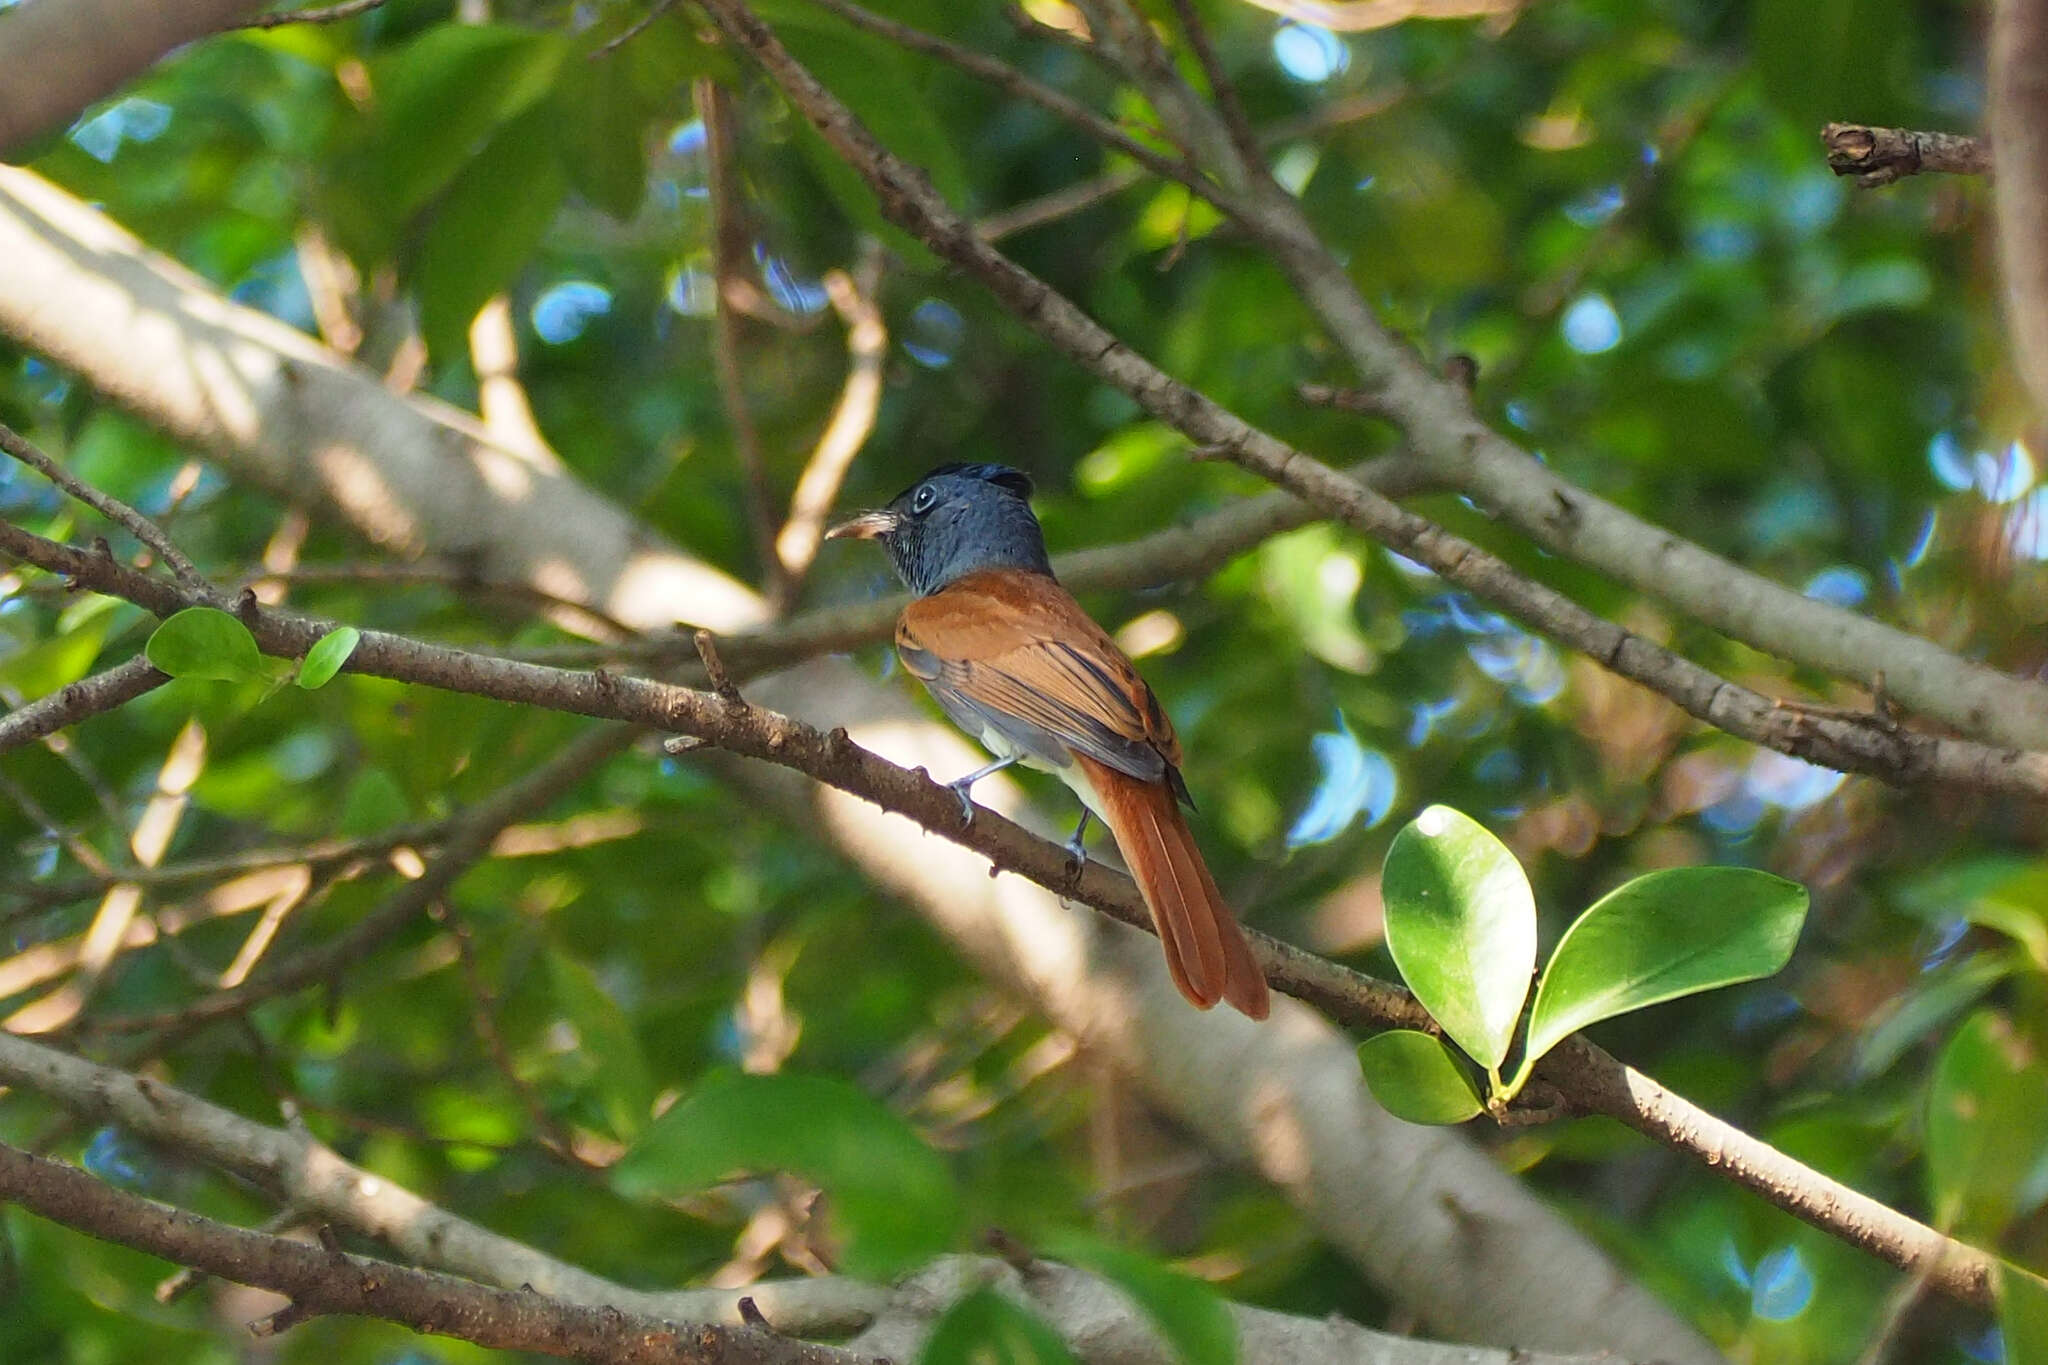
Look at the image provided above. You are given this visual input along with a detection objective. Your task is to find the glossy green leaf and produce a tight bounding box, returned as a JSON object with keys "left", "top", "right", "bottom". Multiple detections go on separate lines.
{"left": 144, "top": 608, "right": 265, "bottom": 683}
{"left": 547, "top": 951, "right": 656, "bottom": 1141}
{"left": 613, "top": 1072, "right": 959, "bottom": 1276}
{"left": 1357, "top": 1030, "right": 1485, "bottom": 1125}
{"left": 2001, "top": 1263, "right": 2048, "bottom": 1365}
{"left": 919, "top": 1287, "right": 1077, "bottom": 1365}
{"left": 415, "top": 107, "right": 569, "bottom": 363}
{"left": 1381, "top": 806, "right": 1536, "bottom": 1069}
{"left": 295, "top": 627, "right": 360, "bottom": 691}
{"left": 1043, "top": 1233, "right": 1235, "bottom": 1365}
{"left": 1524, "top": 867, "right": 1808, "bottom": 1064}
{"left": 1926, "top": 1009, "right": 2048, "bottom": 1240}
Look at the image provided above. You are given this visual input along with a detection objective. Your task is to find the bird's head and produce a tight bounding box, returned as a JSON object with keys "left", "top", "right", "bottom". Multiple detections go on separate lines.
{"left": 827, "top": 462, "right": 1052, "bottom": 595}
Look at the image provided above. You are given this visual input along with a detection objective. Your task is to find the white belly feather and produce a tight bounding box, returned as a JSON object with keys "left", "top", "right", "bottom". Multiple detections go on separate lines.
{"left": 977, "top": 723, "right": 1107, "bottom": 820}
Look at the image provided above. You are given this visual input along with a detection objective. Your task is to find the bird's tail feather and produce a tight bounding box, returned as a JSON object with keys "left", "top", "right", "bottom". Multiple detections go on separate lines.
{"left": 1079, "top": 756, "right": 1271, "bottom": 1020}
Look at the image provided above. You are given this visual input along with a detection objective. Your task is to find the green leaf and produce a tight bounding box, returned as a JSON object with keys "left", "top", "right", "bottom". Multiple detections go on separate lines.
{"left": 547, "top": 950, "right": 657, "bottom": 1142}
{"left": 2001, "top": 1263, "right": 2048, "bottom": 1365}
{"left": 1381, "top": 806, "right": 1536, "bottom": 1070}
{"left": 1523, "top": 867, "right": 1807, "bottom": 1064}
{"left": 919, "top": 1287, "right": 1077, "bottom": 1365}
{"left": 553, "top": 55, "right": 653, "bottom": 219}
{"left": 1357, "top": 1030, "right": 1486, "bottom": 1125}
{"left": 366, "top": 25, "right": 569, "bottom": 219}
{"left": 295, "top": 627, "right": 360, "bottom": 691}
{"left": 1926, "top": 1009, "right": 2048, "bottom": 1240}
{"left": 144, "top": 608, "right": 265, "bottom": 683}
{"left": 414, "top": 106, "right": 570, "bottom": 363}
{"left": 613, "top": 1072, "right": 959, "bottom": 1276}
{"left": 1752, "top": 0, "right": 1912, "bottom": 134}
{"left": 1042, "top": 1233, "right": 1235, "bottom": 1365}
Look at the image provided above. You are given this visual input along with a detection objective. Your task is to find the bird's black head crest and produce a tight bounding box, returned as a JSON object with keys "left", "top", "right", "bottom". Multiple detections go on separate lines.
{"left": 898, "top": 462, "right": 1034, "bottom": 503}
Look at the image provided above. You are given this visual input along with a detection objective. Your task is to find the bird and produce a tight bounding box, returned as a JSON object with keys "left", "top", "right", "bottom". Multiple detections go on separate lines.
{"left": 827, "top": 462, "right": 1270, "bottom": 1020}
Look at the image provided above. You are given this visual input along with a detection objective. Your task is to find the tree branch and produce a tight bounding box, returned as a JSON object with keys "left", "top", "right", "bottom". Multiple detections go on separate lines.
{"left": 0, "top": 490, "right": 1995, "bottom": 1310}
{"left": 83, "top": 723, "right": 636, "bottom": 1036}
{"left": 0, "top": 1140, "right": 869, "bottom": 1364}
{"left": 0, "top": 0, "right": 269, "bottom": 154}
{"left": 0, "top": 420, "right": 210, "bottom": 590}
{"left": 670, "top": 8, "right": 2048, "bottom": 798}
{"left": 1993, "top": 0, "right": 2048, "bottom": 424}
{"left": 1057, "top": 1, "right": 2048, "bottom": 754}
{"left": 799, "top": 0, "right": 1241, "bottom": 215}
{"left": 0, "top": 165, "right": 763, "bottom": 635}
{"left": 0, "top": 1028, "right": 1664, "bottom": 1364}
{"left": 772, "top": 245, "right": 887, "bottom": 607}
{"left": 1822, "top": 122, "right": 1991, "bottom": 187}
{"left": 0, "top": 655, "right": 168, "bottom": 756}
{"left": 0, "top": 1029, "right": 886, "bottom": 1333}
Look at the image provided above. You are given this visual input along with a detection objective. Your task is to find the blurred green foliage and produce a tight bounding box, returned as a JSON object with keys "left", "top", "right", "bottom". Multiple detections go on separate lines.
{"left": 1, "top": 0, "right": 2046, "bottom": 1361}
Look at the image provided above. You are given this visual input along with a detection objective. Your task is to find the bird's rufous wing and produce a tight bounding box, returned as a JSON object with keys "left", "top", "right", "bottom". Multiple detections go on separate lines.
{"left": 894, "top": 569, "right": 1181, "bottom": 785}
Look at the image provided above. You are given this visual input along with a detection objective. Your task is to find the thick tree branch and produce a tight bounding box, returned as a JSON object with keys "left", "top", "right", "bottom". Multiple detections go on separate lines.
{"left": 0, "top": 142, "right": 1676, "bottom": 1355}
{"left": 0, "top": 165, "right": 763, "bottom": 635}
{"left": 1059, "top": 3, "right": 2048, "bottom": 754}
{"left": 0, "top": 493, "right": 1994, "bottom": 1312}
{"left": 672, "top": 8, "right": 2048, "bottom": 798}
{"left": 1993, "top": 0, "right": 2048, "bottom": 424}
{"left": 0, "top": 1141, "right": 867, "bottom": 1364}
{"left": 0, "top": 0, "right": 268, "bottom": 154}
{"left": 0, "top": 1029, "right": 886, "bottom": 1331}
{"left": 0, "top": 1032, "right": 1658, "bottom": 1365}
{"left": 1822, "top": 122, "right": 1991, "bottom": 187}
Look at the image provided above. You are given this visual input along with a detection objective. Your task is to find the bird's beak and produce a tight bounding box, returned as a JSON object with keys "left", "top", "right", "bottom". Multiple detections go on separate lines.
{"left": 825, "top": 509, "right": 900, "bottom": 541}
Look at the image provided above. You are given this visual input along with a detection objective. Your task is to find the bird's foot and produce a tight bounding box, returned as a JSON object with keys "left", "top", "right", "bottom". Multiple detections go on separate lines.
{"left": 946, "top": 778, "right": 978, "bottom": 826}
{"left": 1062, "top": 811, "right": 1093, "bottom": 877}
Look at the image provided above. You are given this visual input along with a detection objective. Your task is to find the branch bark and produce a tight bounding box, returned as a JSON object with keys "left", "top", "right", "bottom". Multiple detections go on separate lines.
{"left": 0, "top": 1140, "right": 867, "bottom": 1364}
{"left": 0, "top": 485, "right": 1993, "bottom": 1325}
{"left": 0, "top": 1033, "right": 1661, "bottom": 1365}
{"left": 0, "top": 165, "right": 762, "bottom": 635}
{"left": 1821, "top": 122, "right": 1990, "bottom": 186}
{"left": 0, "top": 655, "right": 168, "bottom": 755}
{"left": 682, "top": 0, "right": 2048, "bottom": 800}
{"left": 1993, "top": 0, "right": 2048, "bottom": 424}
{"left": 0, "top": 172, "right": 1681, "bottom": 1346}
{"left": 0, "top": 0, "right": 269, "bottom": 154}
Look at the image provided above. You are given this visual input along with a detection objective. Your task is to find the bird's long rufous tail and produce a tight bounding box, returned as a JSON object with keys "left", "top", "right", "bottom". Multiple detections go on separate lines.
{"left": 1077, "top": 755, "right": 1270, "bottom": 1020}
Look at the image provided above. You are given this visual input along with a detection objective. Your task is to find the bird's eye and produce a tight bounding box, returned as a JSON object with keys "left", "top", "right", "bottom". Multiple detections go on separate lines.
{"left": 910, "top": 485, "right": 938, "bottom": 515}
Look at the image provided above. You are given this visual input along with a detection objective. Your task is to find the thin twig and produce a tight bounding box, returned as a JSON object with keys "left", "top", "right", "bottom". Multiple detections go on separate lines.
{"left": 699, "top": 78, "right": 793, "bottom": 604}
{"left": 771, "top": 242, "right": 888, "bottom": 606}
{"left": 590, "top": 0, "right": 678, "bottom": 58}
{"left": 229, "top": 0, "right": 388, "bottom": 28}
{"left": 437, "top": 902, "right": 583, "bottom": 1162}
{"left": 1162, "top": 0, "right": 1264, "bottom": 179}
{"left": 84, "top": 725, "right": 637, "bottom": 1037}
{"left": 1822, "top": 122, "right": 1991, "bottom": 187}
{"left": 0, "top": 656, "right": 169, "bottom": 755}
{"left": 0, "top": 424, "right": 208, "bottom": 590}
{"left": 799, "top": 0, "right": 1240, "bottom": 217}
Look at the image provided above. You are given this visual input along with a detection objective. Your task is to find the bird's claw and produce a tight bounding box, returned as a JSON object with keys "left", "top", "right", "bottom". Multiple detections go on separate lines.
{"left": 947, "top": 780, "right": 977, "bottom": 826}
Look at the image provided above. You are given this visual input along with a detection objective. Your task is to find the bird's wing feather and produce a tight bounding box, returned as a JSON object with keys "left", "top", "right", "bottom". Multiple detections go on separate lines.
{"left": 896, "top": 570, "right": 1181, "bottom": 784}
